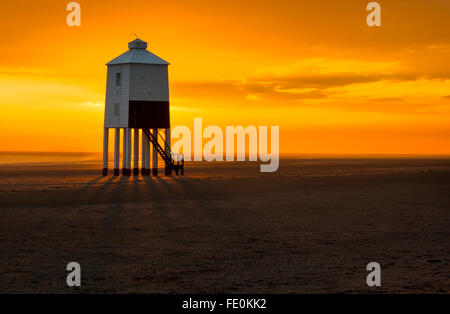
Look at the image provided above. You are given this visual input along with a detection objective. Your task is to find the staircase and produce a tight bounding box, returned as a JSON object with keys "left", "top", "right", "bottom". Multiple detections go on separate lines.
{"left": 142, "top": 128, "right": 184, "bottom": 175}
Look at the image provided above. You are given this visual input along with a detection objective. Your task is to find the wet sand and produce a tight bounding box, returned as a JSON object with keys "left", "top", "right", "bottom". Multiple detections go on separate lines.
{"left": 0, "top": 158, "right": 449, "bottom": 293}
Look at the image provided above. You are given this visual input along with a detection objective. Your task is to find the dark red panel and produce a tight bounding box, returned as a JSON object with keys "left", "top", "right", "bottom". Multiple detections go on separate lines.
{"left": 128, "top": 100, "right": 170, "bottom": 128}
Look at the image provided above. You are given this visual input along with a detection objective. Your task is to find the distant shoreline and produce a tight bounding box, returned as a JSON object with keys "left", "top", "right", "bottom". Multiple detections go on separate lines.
{"left": 1, "top": 151, "right": 450, "bottom": 167}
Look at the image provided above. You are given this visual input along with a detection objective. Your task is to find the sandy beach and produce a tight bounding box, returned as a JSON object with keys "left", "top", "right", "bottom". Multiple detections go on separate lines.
{"left": 0, "top": 157, "right": 449, "bottom": 293}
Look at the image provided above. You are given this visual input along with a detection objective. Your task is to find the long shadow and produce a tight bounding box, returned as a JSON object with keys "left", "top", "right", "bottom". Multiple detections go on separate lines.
{"left": 142, "top": 173, "right": 171, "bottom": 197}
{"left": 75, "top": 170, "right": 190, "bottom": 206}
{"left": 77, "top": 175, "right": 117, "bottom": 191}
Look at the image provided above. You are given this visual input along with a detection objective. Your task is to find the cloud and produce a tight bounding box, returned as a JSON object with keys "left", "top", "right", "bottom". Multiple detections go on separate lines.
{"left": 81, "top": 101, "right": 102, "bottom": 107}
{"left": 174, "top": 72, "right": 419, "bottom": 104}
{"left": 173, "top": 57, "right": 450, "bottom": 115}
{"left": 371, "top": 97, "right": 405, "bottom": 102}
{"left": 175, "top": 79, "right": 331, "bottom": 103}
{"left": 0, "top": 67, "right": 57, "bottom": 76}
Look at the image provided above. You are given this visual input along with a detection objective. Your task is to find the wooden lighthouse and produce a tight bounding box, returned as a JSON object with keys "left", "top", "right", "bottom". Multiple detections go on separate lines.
{"left": 102, "top": 38, "right": 184, "bottom": 176}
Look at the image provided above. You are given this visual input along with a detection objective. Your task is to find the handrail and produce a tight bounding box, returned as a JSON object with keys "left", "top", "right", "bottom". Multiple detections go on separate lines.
{"left": 172, "top": 153, "right": 184, "bottom": 162}
{"left": 157, "top": 130, "right": 171, "bottom": 154}
{"left": 142, "top": 128, "right": 185, "bottom": 176}
{"left": 156, "top": 130, "right": 184, "bottom": 162}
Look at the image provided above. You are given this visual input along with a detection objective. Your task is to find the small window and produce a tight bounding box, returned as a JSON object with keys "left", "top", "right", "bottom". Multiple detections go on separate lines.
{"left": 113, "top": 103, "right": 120, "bottom": 115}
{"left": 115, "top": 73, "right": 121, "bottom": 87}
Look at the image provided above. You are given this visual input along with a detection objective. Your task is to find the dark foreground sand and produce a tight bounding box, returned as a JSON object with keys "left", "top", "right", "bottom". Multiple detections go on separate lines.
{"left": 0, "top": 158, "right": 449, "bottom": 293}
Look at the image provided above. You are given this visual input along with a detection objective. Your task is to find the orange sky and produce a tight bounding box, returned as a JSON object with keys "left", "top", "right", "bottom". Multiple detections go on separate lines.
{"left": 0, "top": 0, "right": 449, "bottom": 154}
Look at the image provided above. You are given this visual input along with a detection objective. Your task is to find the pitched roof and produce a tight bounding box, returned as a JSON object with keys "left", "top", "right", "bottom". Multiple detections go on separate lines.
{"left": 106, "top": 39, "right": 170, "bottom": 66}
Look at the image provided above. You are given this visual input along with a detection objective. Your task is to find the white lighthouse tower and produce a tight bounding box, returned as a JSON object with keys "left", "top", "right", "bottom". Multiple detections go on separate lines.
{"left": 102, "top": 38, "right": 183, "bottom": 176}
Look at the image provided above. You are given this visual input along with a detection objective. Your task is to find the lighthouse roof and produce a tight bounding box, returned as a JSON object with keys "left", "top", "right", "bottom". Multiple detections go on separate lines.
{"left": 106, "top": 39, "right": 170, "bottom": 66}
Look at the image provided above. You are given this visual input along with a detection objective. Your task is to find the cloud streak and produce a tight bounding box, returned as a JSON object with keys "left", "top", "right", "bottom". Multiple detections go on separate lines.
{"left": 174, "top": 61, "right": 439, "bottom": 105}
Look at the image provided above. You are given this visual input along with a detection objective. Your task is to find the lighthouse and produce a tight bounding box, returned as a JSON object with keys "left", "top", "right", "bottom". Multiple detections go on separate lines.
{"left": 102, "top": 38, "right": 183, "bottom": 176}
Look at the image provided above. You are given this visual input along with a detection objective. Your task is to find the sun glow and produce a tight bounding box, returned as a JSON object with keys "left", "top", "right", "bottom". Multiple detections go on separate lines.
{"left": 1, "top": 0, "right": 449, "bottom": 154}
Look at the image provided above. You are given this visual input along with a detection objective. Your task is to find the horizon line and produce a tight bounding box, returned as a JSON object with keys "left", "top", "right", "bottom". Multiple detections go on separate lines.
{"left": 1, "top": 151, "right": 450, "bottom": 158}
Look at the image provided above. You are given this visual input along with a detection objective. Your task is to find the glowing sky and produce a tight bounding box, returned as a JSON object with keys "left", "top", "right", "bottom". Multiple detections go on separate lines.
{"left": 0, "top": 0, "right": 449, "bottom": 154}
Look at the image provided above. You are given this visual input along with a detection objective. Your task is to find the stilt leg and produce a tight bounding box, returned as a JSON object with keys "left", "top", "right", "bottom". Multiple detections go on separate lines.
{"left": 165, "top": 128, "right": 172, "bottom": 176}
{"left": 122, "top": 128, "right": 127, "bottom": 175}
{"left": 126, "top": 128, "right": 132, "bottom": 176}
{"left": 133, "top": 128, "right": 139, "bottom": 176}
{"left": 145, "top": 130, "right": 151, "bottom": 175}
{"left": 114, "top": 128, "right": 120, "bottom": 176}
{"left": 141, "top": 129, "right": 147, "bottom": 175}
{"left": 152, "top": 129, "right": 158, "bottom": 176}
{"left": 102, "top": 128, "right": 109, "bottom": 176}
